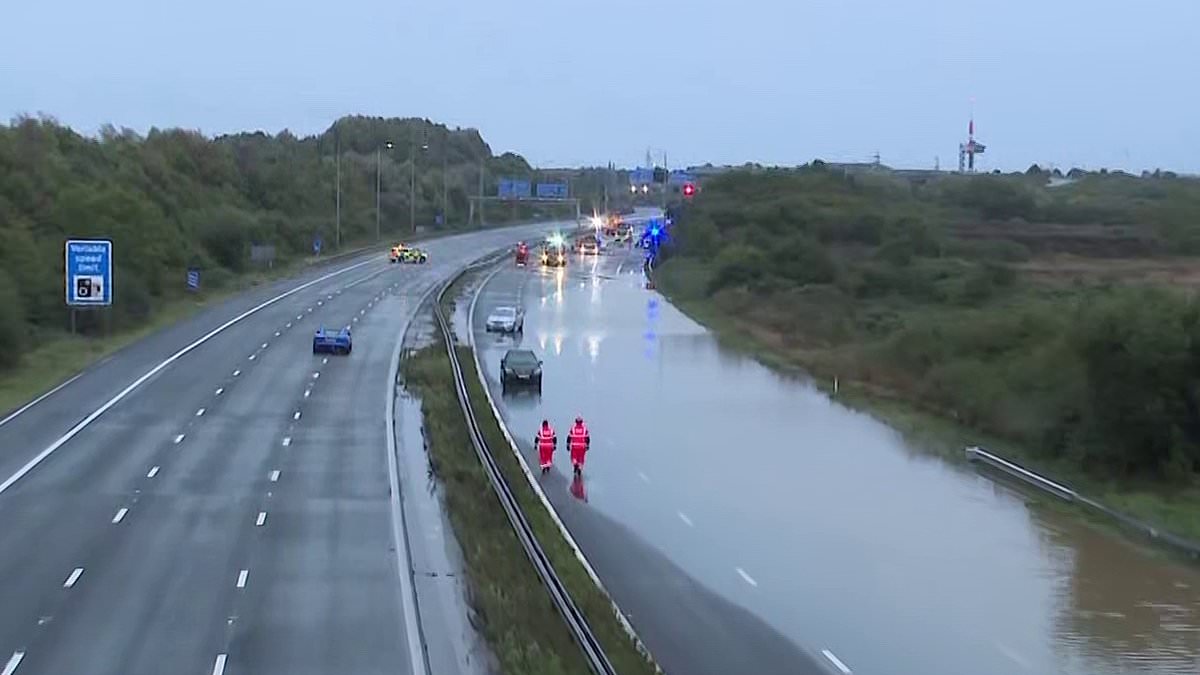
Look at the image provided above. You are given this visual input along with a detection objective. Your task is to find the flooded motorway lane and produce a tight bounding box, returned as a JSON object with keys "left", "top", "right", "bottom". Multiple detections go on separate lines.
{"left": 471, "top": 244, "right": 1200, "bottom": 675}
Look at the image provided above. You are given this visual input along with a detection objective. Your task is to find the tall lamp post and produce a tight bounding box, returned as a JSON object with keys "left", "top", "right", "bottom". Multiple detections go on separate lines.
{"left": 376, "top": 140, "right": 393, "bottom": 241}
{"left": 410, "top": 139, "right": 428, "bottom": 233}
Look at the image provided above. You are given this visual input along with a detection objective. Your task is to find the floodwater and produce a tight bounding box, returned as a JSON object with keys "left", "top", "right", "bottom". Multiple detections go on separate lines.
{"left": 470, "top": 245, "right": 1200, "bottom": 675}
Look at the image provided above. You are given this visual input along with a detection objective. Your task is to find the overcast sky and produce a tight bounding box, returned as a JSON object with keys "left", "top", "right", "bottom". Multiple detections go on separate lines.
{"left": 2, "top": 0, "right": 1195, "bottom": 172}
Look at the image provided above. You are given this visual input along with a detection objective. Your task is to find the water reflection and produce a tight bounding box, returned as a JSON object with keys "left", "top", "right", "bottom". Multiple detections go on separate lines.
{"left": 1040, "top": 512, "right": 1200, "bottom": 674}
{"left": 477, "top": 253, "right": 1200, "bottom": 675}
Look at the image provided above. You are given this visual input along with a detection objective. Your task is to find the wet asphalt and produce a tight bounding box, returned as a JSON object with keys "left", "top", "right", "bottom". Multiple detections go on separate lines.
{"left": 472, "top": 239, "right": 1200, "bottom": 675}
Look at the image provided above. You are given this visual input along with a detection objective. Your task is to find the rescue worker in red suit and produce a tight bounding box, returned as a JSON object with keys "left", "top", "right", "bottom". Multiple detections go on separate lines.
{"left": 567, "top": 416, "right": 591, "bottom": 475}
{"left": 535, "top": 420, "right": 557, "bottom": 475}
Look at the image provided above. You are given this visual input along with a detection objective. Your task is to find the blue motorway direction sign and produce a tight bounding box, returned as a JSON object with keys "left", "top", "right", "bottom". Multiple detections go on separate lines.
{"left": 629, "top": 168, "right": 654, "bottom": 185}
{"left": 536, "top": 182, "right": 568, "bottom": 199}
{"left": 65, "top": 239, "right": 113, "bottom": 306}
{"left": 498, "top": 178, "right": 532, "bottom": 199}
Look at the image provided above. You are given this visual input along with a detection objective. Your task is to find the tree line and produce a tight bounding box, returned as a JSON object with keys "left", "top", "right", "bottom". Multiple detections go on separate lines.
{"left": 666, "top": 164, "right": 1200, "bottom": 480}
{"left": 0, "top": 114, "right": 545, "bottom": 368}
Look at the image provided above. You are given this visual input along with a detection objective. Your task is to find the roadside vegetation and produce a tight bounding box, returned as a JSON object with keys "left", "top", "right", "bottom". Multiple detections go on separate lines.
{"left": 0, "top": 114, "right": 569, "bottom": 410}
{"left": 658, "top": 164, "right": 1200, "bottom": 539}
{"left": 402, "top": 341, "right": 658, "bottom": 675}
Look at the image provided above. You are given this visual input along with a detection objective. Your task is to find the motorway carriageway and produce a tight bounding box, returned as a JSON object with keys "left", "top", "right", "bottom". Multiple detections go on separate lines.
{"left": 471, "top": 242, "right": 1200, "bottom": 675}
{"left": 0, "top": 221, "right": 563, "bottom": 675}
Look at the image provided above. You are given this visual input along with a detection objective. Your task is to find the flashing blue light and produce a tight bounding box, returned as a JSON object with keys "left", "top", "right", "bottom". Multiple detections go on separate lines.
{"left": 650, "top": 227, "right": 660, "bottom": 237}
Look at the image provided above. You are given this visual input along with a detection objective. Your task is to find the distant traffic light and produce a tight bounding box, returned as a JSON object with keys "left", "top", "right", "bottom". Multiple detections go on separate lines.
{"left": 682, "top": 182, "right": 696, "bottom": 197}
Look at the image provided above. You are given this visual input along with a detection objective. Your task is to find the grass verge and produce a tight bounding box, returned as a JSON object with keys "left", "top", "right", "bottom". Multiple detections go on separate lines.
{"left": 402, "top": 342, "right": 658, "bottom": 675}
{"left": 656, "top": 259, "right": 1200, "bottom": 545}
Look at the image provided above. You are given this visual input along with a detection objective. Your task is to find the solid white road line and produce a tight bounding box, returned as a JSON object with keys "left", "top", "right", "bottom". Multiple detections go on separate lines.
{"left": 214, "top": 388, "right": 223, "bottom": 396}
{"left": 269, "top": 470, "right": 280, "bottom": 482}
{"left": 112, "top": 507, "right": 128, "bottom": 524}
{"left": 736, "top": 567, "right": 758, "bottom": 587}
{"left": 384, "top": 297, "right": 433, "bottom": 675}
{"left": 174, "top": 434, "right": 185, "bottom": 444}
{"left": 677, "top": 512, "right": 694, "bottom": 527}
{"left": 63, "top": 567, "right": 84, "bottom": 588}
{"left": 146, "top": 466, "right": 160, "bottom": 479}
{"left": 196, "top": 408, "right": 206, "bottom": 417}
{"left": 822, "top": 649, "right": 852, "bottom": 674}
{"left": 236, "top": 569, "right": 248, "bottom": 588}
{"left": 211, "top": 654, "right": 227, "bottom": 675}
{"left": 0, "top": 374, "right": 83, "bottom": 430}
{"left": 256, "top": 512, "right": 267, "bottom": 527}
{"left": 1, "top": 652, "right": 25, "bottom": 675}
{"left": 281, "top": 437, "right": 291, "bottom": 447}
{"left": 0, "top": 253, "right": 378, "bottom": 496}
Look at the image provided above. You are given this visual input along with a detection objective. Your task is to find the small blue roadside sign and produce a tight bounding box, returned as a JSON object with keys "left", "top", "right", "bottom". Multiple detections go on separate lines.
{"left": 313, "top": 236, "right": 323, "bottom": 255}
{"left": 65, "top": 239, "right": 114, "bottom": 306}
{"left": 187, "top": 268, "right": 201, "bottom": 292}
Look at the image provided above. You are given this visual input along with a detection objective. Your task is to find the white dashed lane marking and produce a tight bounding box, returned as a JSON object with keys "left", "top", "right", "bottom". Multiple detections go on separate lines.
{"left": 822, "top": 649, "right": 852, "bottom": 674}
{"left": 112, "top": 507, "right": 128, "bottom": 524}
{"left": 637, "top": 471, "right": 650, "bottom": 483}
{"left": 293, "top": 412, "right": 301, "bottom": 421}
{"left": 282, "top": 437, "right": 291, "bottom": 447}
{"left": 256, "top": 512, "right": 267, "bottom": 527}
{"left": 63, "top": 567, "right": 84, "bottom": 588}
{"left": 236, "top": 569, "right": 249, "bottom": 588}
{"left": 312, "top": 373, "right": 320, "bottom": 380}
{"left": 275, "top": 331, "right": 281, "bottom": 337}
{"left": 233, "top": 370, "right": 240, "bottom": 377}
{"left": 211, "top": 654, "right": 227, "bottom": 675}
{"left": 322, "top": 358, "right": 328, "bottom": 365}
{"left": 196, "top": 408, "right": 206, "bottom": 417}
{"left": 736, "top": 567, "right": 758, "bottom": 588}
{"left": 2, "top": 652, "right": 25, "bottom": 675}
{"left": 174, "top": 434, "right": 185, "bottom": 444}
{"left": 678, "top": 512, "right": 694, "bottom": 527}
{"left": 146, "top": 466, "right": 160, "bottom": 479}
{"left": 261, "top": 342, "right": 268, "bottom": 349}
{"left": 269, "top": 470, "right": 280, "bottom": 482}
{"left": 214, "top": 388, "right": 223, "bottom": 396}
{"left": 248, "top": 354, "right": 256, "bottom": 361}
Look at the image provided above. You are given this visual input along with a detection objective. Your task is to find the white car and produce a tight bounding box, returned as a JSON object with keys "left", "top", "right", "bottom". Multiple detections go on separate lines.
{"left": 485, "top": 306, "right": 524, "bottom": 333}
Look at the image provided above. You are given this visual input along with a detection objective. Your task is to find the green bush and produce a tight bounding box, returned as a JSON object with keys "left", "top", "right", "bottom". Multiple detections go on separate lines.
{"left": 0, "top": 271, "right": 28, "bottom": 368}
{"left": 0, "top": 114, "right": 535, "bottom": 370}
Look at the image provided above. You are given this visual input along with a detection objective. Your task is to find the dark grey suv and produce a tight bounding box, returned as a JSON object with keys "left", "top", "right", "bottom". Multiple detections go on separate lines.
{"left": 500, "top": 349, "right": 542, "bottom": 391}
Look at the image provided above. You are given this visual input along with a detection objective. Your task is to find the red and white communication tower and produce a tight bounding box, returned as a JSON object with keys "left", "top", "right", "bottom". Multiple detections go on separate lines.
{"left": 959, "top": 115, "right": 987, "bottom": 172}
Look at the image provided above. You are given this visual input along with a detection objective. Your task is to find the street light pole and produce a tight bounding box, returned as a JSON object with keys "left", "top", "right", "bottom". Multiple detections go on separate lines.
{"left": 441, "top": 149, "right": 448, "bottom": 227}
{"left": 376, "top": 147, "right": 381, "bottom": 242}
{"left": 377, "top": 141, "right": 393, "bottom": 241}
{"left": 335, "top": 135, "right": 341, "bottom": 249}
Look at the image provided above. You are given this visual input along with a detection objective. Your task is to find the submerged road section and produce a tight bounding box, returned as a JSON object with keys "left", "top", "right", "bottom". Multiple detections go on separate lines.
{"left": 472, "top": 240, "right": 1200, "bottom": 675}
{"left": 0, "top": 221, "right": 563, "bottom": 675}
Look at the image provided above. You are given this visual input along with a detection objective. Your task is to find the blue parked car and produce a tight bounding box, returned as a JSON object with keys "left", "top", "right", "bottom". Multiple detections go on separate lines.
{"left": 313, "top": 326, "right": 352, "bottom": 355}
